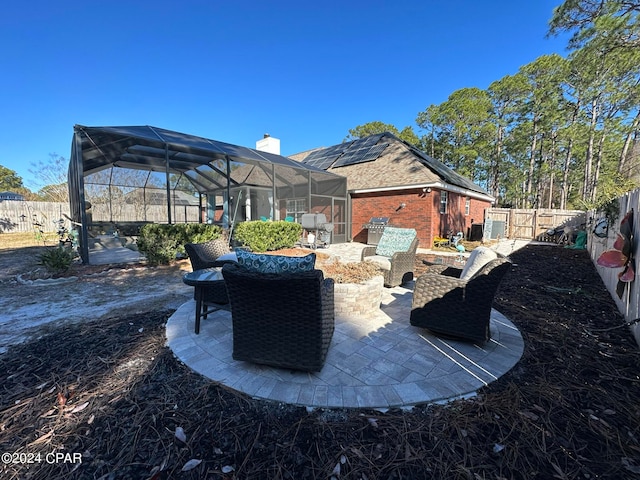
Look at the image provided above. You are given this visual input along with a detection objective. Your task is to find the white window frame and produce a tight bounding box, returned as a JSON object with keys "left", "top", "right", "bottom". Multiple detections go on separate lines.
{"left": 286, "top": 198, "right": 307, "bottom": 222}
{"left": 465, "top": 197, "right": 470, "bottom": 216}
{"left": 439, "top": 191, "right": 448, "bottom": 214}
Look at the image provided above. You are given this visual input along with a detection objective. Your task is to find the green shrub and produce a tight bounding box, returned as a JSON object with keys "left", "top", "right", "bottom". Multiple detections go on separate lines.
{"left": 233, "top": 221, "right": 302, "bottom": 252}
{"left": 38, "top": 246, "right": 75, "bottom": 274}
{"left": 137, "top": 223, "right": 225, "bottom": 265}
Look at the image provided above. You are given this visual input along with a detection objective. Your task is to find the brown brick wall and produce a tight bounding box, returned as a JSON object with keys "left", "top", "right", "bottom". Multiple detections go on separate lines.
{"left": 351, "top": 189, "right": 490, "bottom": 247}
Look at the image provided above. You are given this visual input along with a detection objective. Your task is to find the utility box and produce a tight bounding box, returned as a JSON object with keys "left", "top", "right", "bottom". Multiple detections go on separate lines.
{"left": 469, "top": 223, "right": 484, "bottom": 241}
{"left": 485, "top": 220, "right": 506, "bottom": 240}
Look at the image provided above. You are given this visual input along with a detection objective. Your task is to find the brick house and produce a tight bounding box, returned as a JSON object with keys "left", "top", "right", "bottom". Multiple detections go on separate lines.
{"left": 290, "top": 132, "right": 494, "bottom": 248}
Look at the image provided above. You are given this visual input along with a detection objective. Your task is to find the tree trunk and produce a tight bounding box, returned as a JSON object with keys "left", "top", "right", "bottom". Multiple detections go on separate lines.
{"left": 560, "top": 99, "right": 580, "bottom": 210}
{"left": 583, "top": 99, "right": 598, "bottom": 201}
{"left": 527, "top": 121, "right": 539, "bottom": 207}
{"left": 548, "top": 133, "right": 557, "bottom": 208}
{"left": 619, "top": 109, "right": 640, "bottom": 176}
{"left": 591, "top": 130, "right": 607, "bottom": 203}
{"left": 560, "top": 138, "right": 573, "bottom": 209}
{"left": 492, "top": 125, "right": 504, "bottom": 199}
{"left": 534, "top": 134, "right": 545, "bottom": 208}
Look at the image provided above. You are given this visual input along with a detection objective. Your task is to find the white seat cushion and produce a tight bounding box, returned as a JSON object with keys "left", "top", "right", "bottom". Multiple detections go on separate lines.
{"left": 364, "top": 255, "right": 392, "bottom": 271}
{"left": 460, "top": 247, "right": 498, "bottom": 280}
{"left": 217, "top": 252, "right": 238, "bottom": 262}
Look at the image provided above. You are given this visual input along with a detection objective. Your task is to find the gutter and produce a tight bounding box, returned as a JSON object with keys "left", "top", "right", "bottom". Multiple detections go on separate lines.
{"left": 349, "top": 182, "right": 495, "bottom": 203}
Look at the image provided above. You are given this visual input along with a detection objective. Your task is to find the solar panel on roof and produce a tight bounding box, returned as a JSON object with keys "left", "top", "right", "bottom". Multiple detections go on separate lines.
{"left": 301, "top": 133, "right": 388, "bottom": 169}
{"left": 348, "top": 133, "right": 384, "bottom": 149}
{"left": 302, "top": 143, "right": 350, "bottom": 170}
{"left": 332, "top": 143, "right": 389, "bottom": 167}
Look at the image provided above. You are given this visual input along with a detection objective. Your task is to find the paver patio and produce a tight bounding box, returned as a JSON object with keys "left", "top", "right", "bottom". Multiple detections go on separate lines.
{"left": 166, "top": 242, "right": 524, "bottom": 409}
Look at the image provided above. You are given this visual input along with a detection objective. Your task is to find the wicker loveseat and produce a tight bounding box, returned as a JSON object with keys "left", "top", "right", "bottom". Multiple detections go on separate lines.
{"left": 361, "top": 227, "right": 418, "bottom": 287}
{"left": 410, "top": 248, "right": 512, "bottom": 344}
{"left": 222, "top": 261, "right": 335, "bottom": 372}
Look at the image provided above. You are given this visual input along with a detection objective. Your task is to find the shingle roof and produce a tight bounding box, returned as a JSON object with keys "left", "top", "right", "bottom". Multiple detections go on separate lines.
{"left": 295, "top": 132, "right": 490, "bottom": 196}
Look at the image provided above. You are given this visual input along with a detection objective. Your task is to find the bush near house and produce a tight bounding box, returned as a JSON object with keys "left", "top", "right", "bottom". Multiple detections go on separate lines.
{"left": 137, "top": 224, "right": 225, "bottom": 265}
{"left": 233, "top": 220, "right": 302, "bottom": 252}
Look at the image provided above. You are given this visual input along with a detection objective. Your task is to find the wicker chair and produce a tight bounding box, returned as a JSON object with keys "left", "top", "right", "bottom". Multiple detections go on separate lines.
{"left": 184, "top": 239, "right": 235, "bottom": 311}
{"left": 361, "top": 229, "right": 419, "bottom": 287}
{"left": 184, "top": 239, "right": 232, "bottom": 271}
{"left": 410, "top": 256, "right": 512, "bottom": 344}
{"left": 221, "top": 262, "right": 335, "bottom": 372}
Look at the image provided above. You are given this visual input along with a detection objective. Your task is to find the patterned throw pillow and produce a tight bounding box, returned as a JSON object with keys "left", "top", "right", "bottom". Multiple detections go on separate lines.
{"left": 375, "top": 227, "right": 417, "bottom": 258}
{"left": 236, "top": 250, "right": 316, "bottom": 274}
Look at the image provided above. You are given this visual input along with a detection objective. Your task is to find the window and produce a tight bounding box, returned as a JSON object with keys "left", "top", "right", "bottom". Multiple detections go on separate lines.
{"left": 465, "top": 197, "right": 470, "bottom": 216}
{"left": 439, "top": 191, "right": 448, "bottom": 214}
{"left": 286, "top": 198, "right": 307, "bottom": 222}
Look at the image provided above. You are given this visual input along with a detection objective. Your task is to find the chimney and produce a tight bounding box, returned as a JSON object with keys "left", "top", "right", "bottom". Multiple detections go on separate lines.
{"left": 256, "top": 133, "right": 280, "bottom": 155}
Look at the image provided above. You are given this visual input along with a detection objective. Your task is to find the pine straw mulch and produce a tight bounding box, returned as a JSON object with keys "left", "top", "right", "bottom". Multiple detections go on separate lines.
{"left": 1, "top": 244, "right": 640, "bottom": 479}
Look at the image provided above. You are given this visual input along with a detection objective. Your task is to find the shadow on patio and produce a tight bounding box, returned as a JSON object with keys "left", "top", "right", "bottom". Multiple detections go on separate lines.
{"left": 166, "top": 279, "right": 524, "bottom": 409}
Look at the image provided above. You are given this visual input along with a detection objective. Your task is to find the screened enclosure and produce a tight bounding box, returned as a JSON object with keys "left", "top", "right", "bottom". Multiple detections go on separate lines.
{"left": 68, "top": 125, "right": 348, "bottom": 263}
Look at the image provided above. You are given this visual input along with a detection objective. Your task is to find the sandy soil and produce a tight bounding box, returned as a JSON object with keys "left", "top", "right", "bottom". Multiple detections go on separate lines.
{"left": 0, "top": 246, "right": 193, "bottom": 353}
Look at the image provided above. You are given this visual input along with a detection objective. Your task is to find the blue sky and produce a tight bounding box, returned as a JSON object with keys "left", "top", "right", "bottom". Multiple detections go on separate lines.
{"left": 1, "top": 1, "right": 570, "bottom": 190}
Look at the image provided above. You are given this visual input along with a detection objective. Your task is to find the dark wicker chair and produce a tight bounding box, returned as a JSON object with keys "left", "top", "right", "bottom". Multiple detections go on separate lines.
{"left": 410, "top": 256, "right": 512, "bottom": 344}
{"left": 184, "top": 239, "right": 235, "bottom": 311}
{"left": 221, "top": 262, "right": 335, "bottom": 372}
{"left": 184, "top": 239, "right": 232, "bottom": 271}
{"left": 361, "top": 236, "right": 419, "bottom": 287}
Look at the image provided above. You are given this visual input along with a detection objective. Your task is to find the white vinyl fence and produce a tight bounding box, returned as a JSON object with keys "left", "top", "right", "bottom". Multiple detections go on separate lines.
{"left": 588, "top": 189, "right": 640, "bottom": 347}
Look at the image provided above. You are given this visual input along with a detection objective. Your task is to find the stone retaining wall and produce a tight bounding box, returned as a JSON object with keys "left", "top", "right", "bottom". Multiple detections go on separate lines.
{"left": 333, "top": 275, "right": 384, "bottom": 317}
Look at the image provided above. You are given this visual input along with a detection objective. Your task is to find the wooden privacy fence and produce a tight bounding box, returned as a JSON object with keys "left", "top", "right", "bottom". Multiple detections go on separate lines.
{"left": 485, "top": 208, "right": 586, "bottom": 241}
{"left": 0, "top": 201, "right": 70, "bottom": 234}
{"left": 0, "top": 201, "right": 200, "bottom": 234}
{"left": 587, "top": 189, "right": 640, "bottom": 348}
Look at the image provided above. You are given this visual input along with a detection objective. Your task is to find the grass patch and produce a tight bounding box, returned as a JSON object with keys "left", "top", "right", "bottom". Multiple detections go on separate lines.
{"left": 0, "top": 231, "right": 59, "bottom": 249}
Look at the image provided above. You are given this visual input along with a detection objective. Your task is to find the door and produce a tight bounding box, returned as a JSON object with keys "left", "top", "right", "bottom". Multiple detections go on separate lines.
{"left": 332, "top": 198, "right": 346, "bottom": 244}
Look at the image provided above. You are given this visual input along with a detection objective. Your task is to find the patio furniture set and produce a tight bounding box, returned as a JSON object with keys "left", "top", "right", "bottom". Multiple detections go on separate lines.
{"left": 182, "top": 228, "right": 511, "bottom": 372}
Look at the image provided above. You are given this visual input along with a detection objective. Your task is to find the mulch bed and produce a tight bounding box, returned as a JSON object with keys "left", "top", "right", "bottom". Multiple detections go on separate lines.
{"left": 1, "top": 244, "right": 640, "bottom": 479}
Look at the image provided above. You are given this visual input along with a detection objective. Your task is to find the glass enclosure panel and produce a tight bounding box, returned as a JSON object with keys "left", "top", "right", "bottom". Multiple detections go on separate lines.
{"left": 281, "top": 198, "right": 307, "bottom": 223}
{"left": 310, "top": 171, "right": 346, "bottom": 196}
{"left": 73, "top": 125, "right": 351, "bottom": 265}
{"left": 274, "top": 165, "right": 309, "bottom": 199}
{"left": 332, "top": 198, "right": 347, "bottom": 244}
{"left": 83, "top": 166, "right": 201, "bottom": 227}
{"left": 310, "top": 196, "right": 334, "bottom": 243}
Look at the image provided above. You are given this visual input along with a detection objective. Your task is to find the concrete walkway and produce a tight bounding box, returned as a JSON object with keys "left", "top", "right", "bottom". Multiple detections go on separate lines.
{"left": 166, "top": 241, "right": 525, "bottom": 410}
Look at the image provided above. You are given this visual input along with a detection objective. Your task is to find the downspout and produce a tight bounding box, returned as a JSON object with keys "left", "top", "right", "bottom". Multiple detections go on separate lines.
{"left": 346, "top": 191, "right": 352, "bottom": 242}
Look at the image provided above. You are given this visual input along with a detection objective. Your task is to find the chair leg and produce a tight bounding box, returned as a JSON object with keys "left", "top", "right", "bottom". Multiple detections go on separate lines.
{"left": 194, "top": 287, "right": 203, "bottom": 334}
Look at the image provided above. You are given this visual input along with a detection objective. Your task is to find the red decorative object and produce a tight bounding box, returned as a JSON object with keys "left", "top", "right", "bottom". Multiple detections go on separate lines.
{"left": 596, "top": 210, "right": 635, "bottom": 298}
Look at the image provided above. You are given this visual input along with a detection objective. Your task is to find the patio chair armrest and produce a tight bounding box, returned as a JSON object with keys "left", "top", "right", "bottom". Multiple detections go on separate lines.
{"left": 412, "top": 273, "right": 466, "bottom": 307}
{"left": 321, "top": 278, "right": 335, "bottom": 323}
{"left": 361, "top": 246, "right": 377, "bottom": 260}
{"left": 210, "top": 259, "right": 238, "bottom": 268}
{"left": 389, "top": 249, "right": 415, "bottom": 262}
